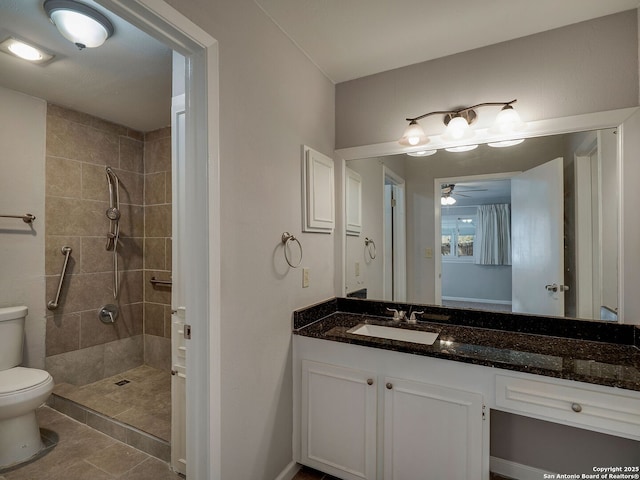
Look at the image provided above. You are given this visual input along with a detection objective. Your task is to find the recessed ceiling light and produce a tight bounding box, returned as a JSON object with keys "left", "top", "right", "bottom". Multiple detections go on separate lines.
{"left": 0, "top": 37, "right": 54, "bottom": 64}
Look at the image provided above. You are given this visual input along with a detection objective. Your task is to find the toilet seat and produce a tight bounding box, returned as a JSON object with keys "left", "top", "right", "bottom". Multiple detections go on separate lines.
{"left": 0, "top": 367, "right": 52, "bottom": 396}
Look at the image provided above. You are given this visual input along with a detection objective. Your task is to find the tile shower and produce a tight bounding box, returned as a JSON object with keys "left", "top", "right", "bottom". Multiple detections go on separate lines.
{"left": 42, "top": 104, "right": 173, "bottom": 452}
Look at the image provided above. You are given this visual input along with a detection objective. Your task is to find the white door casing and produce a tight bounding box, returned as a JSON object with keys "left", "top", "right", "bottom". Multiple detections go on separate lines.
{"left": 170, "top": 93, "right": 187, "bottom": 474}
{"left": 95, "top": 2, "right": 221, "bottom": 478}
{"left": 383, "top": 167, "right": 406, "bottom": 302}
{"left": 512, "top": 157, "right": 565, "bottom": 316}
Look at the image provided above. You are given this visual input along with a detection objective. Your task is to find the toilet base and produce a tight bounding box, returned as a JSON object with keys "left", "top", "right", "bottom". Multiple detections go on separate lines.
{"left": 0, "top": 411, "right": 44, "bottom": 468}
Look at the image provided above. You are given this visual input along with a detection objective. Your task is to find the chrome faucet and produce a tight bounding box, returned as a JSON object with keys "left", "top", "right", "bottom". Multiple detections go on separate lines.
{"left": 407, "top": 311, "right": 424, "bottom": 324}
{"left": 386, "top": 308, "right": 406, "bottom": 322}
{"left": 387, "top": 308, "right": 424, "bottom": 324}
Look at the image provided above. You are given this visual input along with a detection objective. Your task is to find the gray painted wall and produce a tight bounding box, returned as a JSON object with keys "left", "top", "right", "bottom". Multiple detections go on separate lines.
{"left": 335, "top": 9, "right": 639, "bottom": 475}
{"left": 442, "top": 263, "right": 512, "bottom": 302}
{"left": 164, "top": 1, "right": 335, "bottom": 479}
{"left": 336, "top": 10, "right": 638, "bottom": 149}
{"left": 0, "top": 86, "right": 46, "bottom": 369}
{"left": 491, "top": 411, "right": 640, "bottom": 473}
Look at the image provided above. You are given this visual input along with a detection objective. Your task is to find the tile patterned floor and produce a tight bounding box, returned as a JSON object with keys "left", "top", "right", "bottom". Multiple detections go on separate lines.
{"left": 0, "top": 407, "right": 182, "bottom": 480}
{"left": 52, "top": 365, "right": 171, "bottom": 441}
{"left": 293, "top": 465, "right": 514, "bottom": 480}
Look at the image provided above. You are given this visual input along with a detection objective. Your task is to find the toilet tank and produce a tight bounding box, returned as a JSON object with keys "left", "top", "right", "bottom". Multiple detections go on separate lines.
{"left": 0, "top": 306, "right": 27, "bottom": 370}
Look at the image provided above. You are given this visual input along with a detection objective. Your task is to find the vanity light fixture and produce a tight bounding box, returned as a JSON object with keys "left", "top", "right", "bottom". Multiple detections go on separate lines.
{"left": 407, "top": 149, "right": 437, "bottom": 157}
{"left": 44, "top": 0, "right": 114, "bottom": 50}
{"left": 0, "top": 37, "right": 54, "bottom": 63}
{"left": 487, "top": 138, "right": 525, "bottom": 148}
{"left": 399, "top": 99, "right": 526, "bottom": 150}
{"left": 445, "top": 144, "right": 478, "bottom": 153}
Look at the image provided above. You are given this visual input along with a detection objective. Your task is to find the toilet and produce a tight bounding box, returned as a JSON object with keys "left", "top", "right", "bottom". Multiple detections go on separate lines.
{"left": 0, "top": 306, "right": 54, "bottom": 468}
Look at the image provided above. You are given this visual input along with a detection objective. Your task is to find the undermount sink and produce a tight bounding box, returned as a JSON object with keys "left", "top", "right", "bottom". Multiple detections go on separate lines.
{"left": 347, "top": 323, "right": 439, "bottom": 346}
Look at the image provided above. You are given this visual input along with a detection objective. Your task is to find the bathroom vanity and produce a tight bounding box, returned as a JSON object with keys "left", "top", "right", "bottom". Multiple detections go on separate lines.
{"left": 292, "top": 298, "right": 640, "bottom": 480}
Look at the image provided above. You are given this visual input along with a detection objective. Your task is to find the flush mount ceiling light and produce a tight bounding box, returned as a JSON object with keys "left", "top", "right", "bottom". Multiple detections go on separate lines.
{"left": 44, "top": 0, "right": 114, "bottom": 50}
{"left": 399, "top": 99, "right": 526, "bottom": 151}
{"left": 0, "top": 37, "right": 54, "bottom": 64}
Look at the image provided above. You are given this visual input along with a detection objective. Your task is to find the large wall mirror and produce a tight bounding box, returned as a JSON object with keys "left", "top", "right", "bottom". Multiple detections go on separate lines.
{"left": 339, "top": 110, "right": 635, "bottom": 322}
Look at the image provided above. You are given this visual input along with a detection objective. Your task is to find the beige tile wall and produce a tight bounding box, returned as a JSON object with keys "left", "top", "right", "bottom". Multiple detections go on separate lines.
{"left": 143, "top": 127, "right": 172, "bottom": 371}
{"left": 44, "top": 105, "right": 172, "bottom": 384}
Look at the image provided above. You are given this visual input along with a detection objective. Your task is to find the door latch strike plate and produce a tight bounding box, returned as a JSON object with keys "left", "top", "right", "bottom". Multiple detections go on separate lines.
{"left": 184, "top": 324, "right": 192, "bottom": 340}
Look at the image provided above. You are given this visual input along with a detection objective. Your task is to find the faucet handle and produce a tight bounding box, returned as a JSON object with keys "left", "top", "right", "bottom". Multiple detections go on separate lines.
{"left": 386, "top": 308, "right": 402, "bottom": 322}
{"left": 408, "top": 311, "right": 424, "bottom": 324}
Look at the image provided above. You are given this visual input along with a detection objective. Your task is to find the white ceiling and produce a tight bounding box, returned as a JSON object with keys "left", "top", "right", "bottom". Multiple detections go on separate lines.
{"left": 444, "top": 179, "right": 511, "bottom": 207}
{"left": 0, "top": 1, "right": 637, "bottom": 131}
{"left": 254, "top": 0, "right": 640, "bottom": 83}
{"left": 0, "top": 0, "right": 172, "bottom": 132}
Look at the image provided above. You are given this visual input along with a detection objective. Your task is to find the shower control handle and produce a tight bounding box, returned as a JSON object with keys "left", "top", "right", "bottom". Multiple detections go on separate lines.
{"left": 98, "top": 304, "right": 119, "bottom": 324}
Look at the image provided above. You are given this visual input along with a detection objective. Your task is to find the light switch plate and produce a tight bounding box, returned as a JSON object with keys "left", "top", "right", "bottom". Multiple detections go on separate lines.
{"left": 302, "top": 268, "right": 310, "bottom": 288}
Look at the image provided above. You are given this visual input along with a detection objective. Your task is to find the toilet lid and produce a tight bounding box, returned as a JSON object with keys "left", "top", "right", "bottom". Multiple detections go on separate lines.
{"left": 0, "top": 367, "right": 51, "bottom": 394}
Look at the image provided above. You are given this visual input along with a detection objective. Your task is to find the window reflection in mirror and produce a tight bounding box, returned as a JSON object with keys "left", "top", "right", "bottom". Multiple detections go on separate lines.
{"left": 344, "top": 128, "right": 618, "bottom": 321}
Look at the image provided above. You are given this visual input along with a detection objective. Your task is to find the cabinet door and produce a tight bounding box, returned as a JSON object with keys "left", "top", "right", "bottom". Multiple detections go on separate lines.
{"left": 301, "top": 360, "right": 377, "bottom": 480}
{"left": 383, "top": 377, "right": 483, "bottom": 480}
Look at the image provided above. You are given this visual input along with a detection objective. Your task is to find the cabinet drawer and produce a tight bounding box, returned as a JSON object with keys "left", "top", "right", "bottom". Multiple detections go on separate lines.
{"left": 495, "top": 374, "right": 640, "bottom": 440}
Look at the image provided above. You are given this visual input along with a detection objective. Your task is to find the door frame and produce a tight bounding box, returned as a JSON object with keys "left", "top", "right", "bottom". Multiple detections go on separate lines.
{"left": 383, "top": 166, "right": 406, "bottom": 301}
{"left": 434, "top": 172, "right": 517, "bottom": 305}
{"left": 96, "top": 1, "right": 220, "bottom": 478}
{"left": 574, "top": 132, "right": 599, "bottom": 318}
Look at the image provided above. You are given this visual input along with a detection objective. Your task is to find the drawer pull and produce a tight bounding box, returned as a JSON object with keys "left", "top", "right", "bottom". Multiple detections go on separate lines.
{"left": 571, "top": 403, "right": 582, "bottom": 413}
{"left": 367, "top": 378, "right": 374, "bottom": 386}
{"left": 386, "top": 382, "right": 393, "bottom": 390}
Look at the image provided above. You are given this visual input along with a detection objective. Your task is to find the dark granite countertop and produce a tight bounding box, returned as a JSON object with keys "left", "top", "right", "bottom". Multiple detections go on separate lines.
{"left": 293, "top": 298, "right": 640, "bottom": 392}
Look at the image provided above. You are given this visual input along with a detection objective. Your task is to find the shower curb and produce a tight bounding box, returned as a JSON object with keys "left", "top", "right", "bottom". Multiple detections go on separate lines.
{"left": 47, "top": 393, "right": 170, "bottom": 462}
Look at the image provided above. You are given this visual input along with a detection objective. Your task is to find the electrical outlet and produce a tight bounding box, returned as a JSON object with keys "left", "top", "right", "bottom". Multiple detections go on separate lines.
{"left": 355, "top": 262, "right": 360, "bottom": 276}
{"left": 302, "top": 268, "right": 310, "bottom": 288}
{"left": 425, "top": 247, "right": 433, "bottom": 259}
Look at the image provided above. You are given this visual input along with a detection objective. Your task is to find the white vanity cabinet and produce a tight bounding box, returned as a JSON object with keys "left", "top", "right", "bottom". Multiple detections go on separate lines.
{"left": 294, "top": 337, "right": 489, "bottom": 480}
{"left": 383, "top": 376, "right": 483, "bottom": 479}
{"left": 301, "top": 360, "right": 377, "bottom": 480}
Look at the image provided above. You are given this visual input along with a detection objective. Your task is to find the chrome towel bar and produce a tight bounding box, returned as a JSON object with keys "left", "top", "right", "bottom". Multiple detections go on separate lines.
{"left": 0, "top": 213, "right": 36, "bottom": 224}
{"left": 47, "top": 246, "right": 72, "bottom": 311}
{"left": 150, "top": 276, "right": 172, "bottom": 287}
{"left": 281, "top": 232, "right": 303, "bottom": 268}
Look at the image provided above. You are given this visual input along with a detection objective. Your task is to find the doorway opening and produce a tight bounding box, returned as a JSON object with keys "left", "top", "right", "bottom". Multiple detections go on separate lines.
{"left": 435, "top": 173, "right": 514, "bottom": 312}
{"left": 0, "top": 0, "right": 218, "bottom": 477}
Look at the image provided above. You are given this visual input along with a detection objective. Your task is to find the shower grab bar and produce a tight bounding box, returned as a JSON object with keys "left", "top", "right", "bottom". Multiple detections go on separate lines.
{"left": 47, "top": 246, "right": 73, "bottom": 311}
{"left": 0, "top": 213, "right": 36, "bottom": 224}
{"left": 150, "top": 276, "right": 172, "bottom": 287}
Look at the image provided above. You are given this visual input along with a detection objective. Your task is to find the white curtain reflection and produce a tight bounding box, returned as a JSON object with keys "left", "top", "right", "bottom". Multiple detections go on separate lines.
{"left": 475, "top": 204, "right": 511, "bottom": 265}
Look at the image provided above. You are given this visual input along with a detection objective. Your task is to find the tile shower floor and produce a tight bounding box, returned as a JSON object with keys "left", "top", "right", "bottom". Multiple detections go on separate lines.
{"left": 52, "top": 365, "right": 171, "bottom": 442}
{"left": 0, "top": 407, "right": 182, "bottom": 480}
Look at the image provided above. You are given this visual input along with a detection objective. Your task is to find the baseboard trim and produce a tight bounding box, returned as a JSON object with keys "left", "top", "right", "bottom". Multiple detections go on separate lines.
{"left": 274, "top": 461, "right": 300, "bottom": 480}
{"left": 490, "top": 456, "right": 555, "bottom": 480}
{"left": 443, "top": 296, "right": 512, "bottom": 305}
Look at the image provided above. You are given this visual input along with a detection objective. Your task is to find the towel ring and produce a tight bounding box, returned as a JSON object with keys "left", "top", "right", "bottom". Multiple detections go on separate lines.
{"left": 281, "top": 232, "right": 303, "bottom": 268}
{"left": 365, "top": 237, "right": 376, "bottom": 260}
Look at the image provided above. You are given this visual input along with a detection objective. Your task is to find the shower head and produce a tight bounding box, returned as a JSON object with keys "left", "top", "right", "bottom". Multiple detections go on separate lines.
{"left": 106, "top": 206, "right": 120, "bottom": 221}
